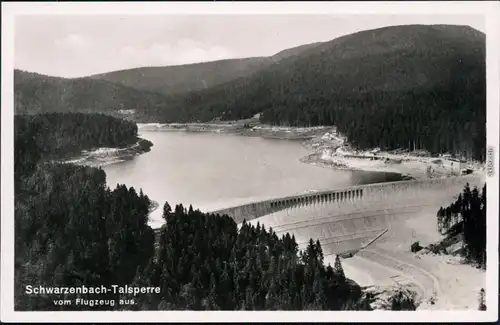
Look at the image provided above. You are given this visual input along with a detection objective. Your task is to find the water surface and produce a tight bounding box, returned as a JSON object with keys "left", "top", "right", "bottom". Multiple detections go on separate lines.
{"left": 102, "top": 131, "right": 403, "bottom": 228}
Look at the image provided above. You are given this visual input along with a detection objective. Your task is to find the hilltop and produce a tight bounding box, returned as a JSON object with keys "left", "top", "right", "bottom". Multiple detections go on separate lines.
{"left": 88, "top": 57, "right": 271, "bottom": 96}
{"left": 150, "top": 24, "right": 484, "bottom": 121}
{"left": 14, "top": 42, "right": 322, "bottom": 118}
{"left": 146, "top": 24, "right": 486, "bottom": 160}
{"left": 88, "top": 42, "right": 323, "bottom": 96}
{"left": 14, "top": 69, "right": 171, "bottom": 118}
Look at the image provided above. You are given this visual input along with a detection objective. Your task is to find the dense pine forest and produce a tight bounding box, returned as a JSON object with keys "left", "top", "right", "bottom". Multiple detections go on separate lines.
{"left": 89, "top": 57, "right": 274, "bottom": 96}
{"left": 132, "top": 207, "right": 369, "bottom": 310}
{"left": 15, "top": 164, "right": 155, "bottom": 311}
{"left": 14, "top": 113, "right": 142, "bottom": 177}
{"left": 148, "top": 25, "right": 485, "bottom": 161}
{"left": 14, "top": 113, "right": 154, "bottom": 310}
{"left": 436, "top": 183, "right": 487, "bottom": 268}
{"left": 14, "top": 70, "right": 170, "bottom": 117}
{"left": 14, "top": 113, "right": 375, "bottom": 311}
{"left": 260, "top": 87, "right": 485, "bottom": 161}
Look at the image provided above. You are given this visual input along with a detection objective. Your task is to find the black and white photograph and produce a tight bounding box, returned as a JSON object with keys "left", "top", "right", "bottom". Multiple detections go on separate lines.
{"left": 1, "top": 2, "right": 499, "bottom": 323}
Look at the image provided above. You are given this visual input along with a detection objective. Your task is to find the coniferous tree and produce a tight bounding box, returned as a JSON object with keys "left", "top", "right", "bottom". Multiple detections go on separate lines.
{"left": 315, "top": 240, "right": 324, "bottom": 266}
{"left": 334, "top": 255, "right": 345, "bottom": 280}
{"left": 390, "top": 290, "right": 417, "bottom": 311}
{"left": 478, "top": 288, "right": 487, "bottom": 311}
{"left": 435, "top": 183, "right": 486, "bottom": 268}
{"left": 163, "top": 202, "right": 172, "bottom": 222}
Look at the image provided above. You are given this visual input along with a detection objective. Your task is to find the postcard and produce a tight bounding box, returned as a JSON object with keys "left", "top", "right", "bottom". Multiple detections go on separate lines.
{"left": 1, "top": 1, "right": 499, "bottom": 323}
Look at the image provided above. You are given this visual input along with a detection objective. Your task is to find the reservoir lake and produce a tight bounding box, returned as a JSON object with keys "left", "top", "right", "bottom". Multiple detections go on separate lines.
{"left": 102, "top": 131, "right": 403, "bottom": 228}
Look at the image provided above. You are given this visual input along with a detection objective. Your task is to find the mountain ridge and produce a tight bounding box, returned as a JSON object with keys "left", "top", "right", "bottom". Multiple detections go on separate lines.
{"left": 14, "top": 24, "right": 486, "bottom": 160}
{"left": 142, "top": 24, "right": 484, "bottom": 121}
{"left": 14, "top": 69, "right": 170, "bottom": 117}
{"left": 87, "top": 42, "right": 324, "bottom": 96}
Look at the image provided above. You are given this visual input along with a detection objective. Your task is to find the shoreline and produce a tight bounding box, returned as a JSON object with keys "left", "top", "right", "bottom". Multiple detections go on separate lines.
{"left": 62, "top": 121, "right": 484, "bottom": 229}
{"left": 299, "top": 152, "right": 415, "bottom": 180}
{"left": 138, "top": 122, "right": 484, "bottom": 181}
{"left": 56, "top": 137, "right": 153, "bottom": 167}
{"left": 138, "top": 122, "right": 326, "bottom": 141}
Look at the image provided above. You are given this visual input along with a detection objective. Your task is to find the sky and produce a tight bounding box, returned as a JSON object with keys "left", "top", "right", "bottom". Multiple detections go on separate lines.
{"left": 14, "top": 14, "right": 485, "bottom": 78}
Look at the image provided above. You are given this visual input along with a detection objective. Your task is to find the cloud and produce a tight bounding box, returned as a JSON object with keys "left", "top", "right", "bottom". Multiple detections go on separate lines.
{"left": 115, "top": 40, "right": 233, "bottom": 69}
{"left": 54, "top": 33, "right": 92, "bottom": 52}
{"left": 173, "top": 39, "right": 233, "bottom": 65}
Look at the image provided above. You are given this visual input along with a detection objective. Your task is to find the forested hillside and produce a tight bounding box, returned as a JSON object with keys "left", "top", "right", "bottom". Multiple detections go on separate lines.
{"left": 435, "top": 183, "right": 486, "bottom": 269}
{"left": 148, "top": 24, "right": 486, "bottom": 161}
{"left": 89, "top": 43, "right": 323, "bottom": 96}
{"left": 14, "top": 70, "right": 170, "bottom": 117}
{"left": 14, "top": 114, "right": 374, "bottom": 311}
{"left": 14, "top": 113, "right": 153, "bottom": 310}
{"left": 89, "top": 57, "right": 271, "bottom": 96}
{"left": 15, "top": 164, "right": 156, "bottom": 311}
{"left": 129, "top": 206, "right": 370, "bottom": 310}
{"left": 14, "top": 113, "right": 141, "bottom": 177}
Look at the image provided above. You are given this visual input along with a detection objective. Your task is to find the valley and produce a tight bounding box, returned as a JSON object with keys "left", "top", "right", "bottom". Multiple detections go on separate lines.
{"left": 12, "top": 20, "right": 488, "bottom": 313}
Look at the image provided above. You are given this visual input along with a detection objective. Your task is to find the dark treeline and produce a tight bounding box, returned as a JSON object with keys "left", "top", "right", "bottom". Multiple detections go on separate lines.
{"left": 129, "top": 206, "right": 370, "bottom": 310}
{"left": 15, "top": 113, "right": 139, "bottom": 177}
{"left": 15, "top": 168, "right": 372, "bottom": 310}
{"left": 14, "top": 113, "right": 151, "bottom": 310}
{"left": 436, "top": 183, "right": 486, "bottom": 268}
{"left": 148, "top": 83, "right": 485, "bottom": 162}
{"left": 15, "top": 164, "right": 155, "bottom": 310}
{"left": 15, "top": 174, "right": 371, "bottom": 311}
{"left": 143, "top": 25, "right": 485, "bottom": 162}
{"left": 259, "top": 87, "right": 485, "bottom": 162}
{"left": 172, "top": 83, "right": 485, "bottom": 161}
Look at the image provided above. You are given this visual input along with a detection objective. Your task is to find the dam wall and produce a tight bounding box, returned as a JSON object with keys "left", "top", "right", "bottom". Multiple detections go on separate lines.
{"left": 241, "top": 174, "right": 485, "bottom": 256}
{"left": 211, "top": 175, "right": 484, "bottom": 224}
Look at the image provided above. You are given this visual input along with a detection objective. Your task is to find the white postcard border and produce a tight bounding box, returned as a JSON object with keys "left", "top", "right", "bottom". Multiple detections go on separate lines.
{"left": 2, "top": 1, "right": 499, "bottom": 323}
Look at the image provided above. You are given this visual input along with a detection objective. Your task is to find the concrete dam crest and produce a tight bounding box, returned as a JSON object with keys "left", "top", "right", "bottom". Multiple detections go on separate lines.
{"left": 211, "top": 175, "right": 484, "bottom": 223}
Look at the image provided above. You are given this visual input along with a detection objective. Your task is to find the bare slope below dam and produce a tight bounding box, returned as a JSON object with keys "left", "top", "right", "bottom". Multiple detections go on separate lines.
{"left": 235, "top": 174, "right": 485, "bottom": 309}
